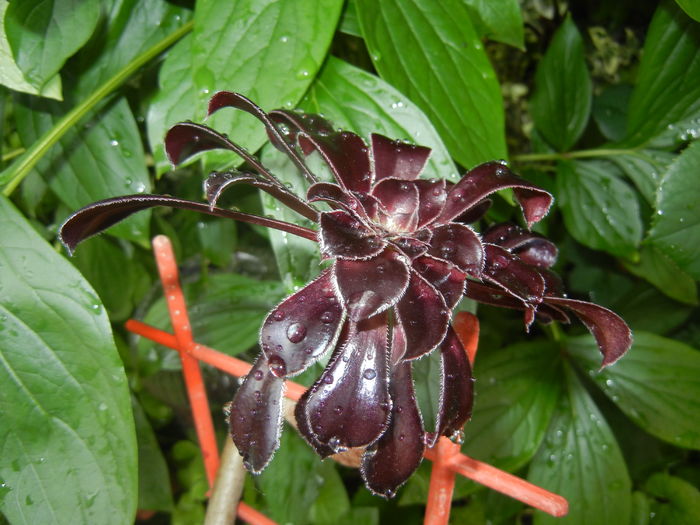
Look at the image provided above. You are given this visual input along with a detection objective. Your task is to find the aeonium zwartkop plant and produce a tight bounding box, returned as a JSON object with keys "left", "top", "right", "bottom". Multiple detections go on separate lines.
{"left": 60, "top": 92, "right": 632, "bottom": 497}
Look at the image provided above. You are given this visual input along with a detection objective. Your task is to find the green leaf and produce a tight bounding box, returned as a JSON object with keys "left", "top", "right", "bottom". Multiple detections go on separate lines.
{"left": 645, "top": 473, "right": 700, "bottom": 524}
{"left": 530, "top": 16, "right": 592, "bottom": 152}
{"left": 623, "top": 245, "right": 698, "bottom": 305}
{"left": 14, "top": 96, "right": 151, "bottom": 245}
{"left": 675, "top": 0, "right": 700, "bottom": 21}
{"left": 592, "top": 84, "right": 632, "bottom": 143}
{"left": 556, "top": 160, "right": 642, "bottom": 258}
{"left": 625, "top": 2, "right": 700, "bottom": 147}
{"left": 647, "top": 140, "right": 700, "bottom": 280}
{"left": 309, "top": 462, "right": 350, "bottom": 525}
{"left": 462, "top": 341, "right": 562, "bottom": 472}
{"left": 4, "top": 0, "right": 100, "bottom": 90}
{"left": 196, "top": 218, "right": 237, "bottom": 267}
{"left": 132, "top": 397, "right": 173, "bottom": 512}
{"left": 528, "top": 363, "right": 631, "bottom": 525}
{"left": 412, "top": 342, "right": 442, "bottom": 433}
{"left": 302, "top": 56, "right": 459, "bottom": 182}
{"left": 258, "top": 427, "right": 323, "bottom": 525}
{"left": 463, "top": 0, "right": 525, "bottom": 50}
{"left": 355, "top": 0, "right": 506, "bottom": 168}
{"left": 631, "top": 491, "right": 652, "bottom": 525}
{"left": 339, "top": 0, "right": 361, "bottom": 37}
{"left": 608, "top": 149, "right": 675, "bottom": 206}
{"left": 569, "top": 332, "right": 700, "bottom": 450}
{"left": 147, "top": 0, "right": 343, "bottom": 173}
{"left": 0, "top": 196, "right": 137, "bottom": 524}
{"left": 0, "top": 0, "right": 62, "bottom": 99}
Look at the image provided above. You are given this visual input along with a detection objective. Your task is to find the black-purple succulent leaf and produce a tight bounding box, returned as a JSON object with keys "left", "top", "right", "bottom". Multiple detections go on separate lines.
{"left": 319, "top": 210, "right": 385, "bottom": 260}
{"left": 483, "top": 223, "right": 558, "bottom": 269}
{"left": 205, "top": 171, "right": 319, "bottom": 221}
{"left": 396, "top": 271, "right": 449, "bottom": 360}
{"left": 361, "top": 359, "right": 425, "bottom": 498}
{"left": 301, "top": 314, "right": 392, "bottom": 452}
{"left": 206, "top": 91, "right": 317, "bottom": 183}
{"left": 453, "top": 198, "right": 492, "bottom": 225}
{"left": 544, "top": 297, "right": 632, "bottom": 367}
{"left": 307, "top": 182, "right": 368, "bottom": 218}
{"left": 413, "top": 255, "right": 467, "bottom": 310}
{"left": 426, "top": 325, "right": 474, "bottom": 447}
{"left": 392, "top": 236, "right": 431, "bottom": 259}
{"left": 414, "top": 178, "right": 448, "bottom": 228}
{"left": 371, "top": 178, "right": 420, "bottom": 232}
{"left": 268, "top": 110, "right": 336, "bottom": 152}
{"left": 436, "top": 162, "right": 553, "bottom": 228}
{"left": 537, "top": 303, "right": 572, "bottom": 324}
{"left": 352, "top": 191, "right": 389, "bottom": 224}
{"left": 540, "top": 268, "right": 566, "bottom": 297}
{"left": 483, "top": 244, "right": 546, "bottom": 306}
{"left": 294, "top": 387, "right": 337, "bottom": 457}
{"left": 370, "top": 133, "right": 431, "bottom": 182}
{"left": 58, "top": 195, "right": 318, "bottom": 254}
{"left": 260, "top": 269, "right": 345, "bottom": 377}
{"left": 229, "top": 352, "right": 285, "bottom": 473}
{"left": 334, "top": 248, "right": 411, "bottom": 321}
{"left": 427, "top": 223, "right": 484, "bottom": 277}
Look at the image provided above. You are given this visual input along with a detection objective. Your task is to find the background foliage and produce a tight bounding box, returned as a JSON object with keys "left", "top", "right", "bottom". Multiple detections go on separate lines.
{"left": 1, "top": 0, "right": 699, "bottom": 523}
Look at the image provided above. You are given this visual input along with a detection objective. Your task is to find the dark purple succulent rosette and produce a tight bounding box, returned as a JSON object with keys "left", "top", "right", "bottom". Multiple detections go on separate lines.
{"left": 58, "top": 92, "right": 632, "bottom": 497}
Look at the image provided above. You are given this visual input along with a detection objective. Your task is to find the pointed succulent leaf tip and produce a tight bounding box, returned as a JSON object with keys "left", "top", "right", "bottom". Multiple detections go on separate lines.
{"left": 412, "top": 255, "right": 466, "bottom": 310}
{"left": 301, "top": 314, "right": 392, "bottom": 451}
{"left": 414, "top": 178, "right": 447, "bottom": 228}
{"left": 334, "top": 248, "right": 411, "bottom": 321}
{"left": 426, "top": 325, "right": 474, "bottom": 446}
{"left": 361, "top": 359, "right": 425, "bottom": 498}
{"left": 371, "top": 133, "right": 431, "bottom": 182}
{"left": 397, "top": 271, "right": 449, "bottom": 360}
{"left": 371, "top": 178, "right": 420, "bottom": 232}
{"left": 319, "top": 210, "right": 385, "bottom": 260}
{"left": 544, "top": 297, "right": 632, "bottom": 367}
{"left": 427, "top": 223, "right": 484, "bottom": 277}
{"left": 436, "top": 162, "right": 553, "bottom": 228}
{"left": 260, "top": 269, "right": 344, "bottom": 377}
{"left": 229, "top": 353, "right": 285, "bottom": 473}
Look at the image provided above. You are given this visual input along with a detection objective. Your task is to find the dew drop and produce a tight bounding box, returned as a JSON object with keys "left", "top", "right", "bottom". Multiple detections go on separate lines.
{"left": 320, "top": 311, "right": 335, "bottom": 323}
{"left": 268, "top": 355, "right": 287, "bottom": 377}
{"left": 490, "top": 254, "right": 510, "bottom": 270}
{"left": 286, "top": 322, "right": 307, "bottom": 343}
{"left": 253, "top": 370, "right": 264, "bottom": 380}
{"left": 333, "top": 405, "right": 343, "bottom": 414}
{"left": 363, "top": 368, "right": 377, "bottom": 380}
{"left": 272, "top": 310, "right": 285, "bottom": 321}
{"left": 323, "top": 374, "right": 334, "bottom": 384}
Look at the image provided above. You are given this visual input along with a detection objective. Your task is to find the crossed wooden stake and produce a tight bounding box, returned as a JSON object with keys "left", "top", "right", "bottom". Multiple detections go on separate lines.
{"left": 128, "top": 235, "right": 568, "bottom": 524}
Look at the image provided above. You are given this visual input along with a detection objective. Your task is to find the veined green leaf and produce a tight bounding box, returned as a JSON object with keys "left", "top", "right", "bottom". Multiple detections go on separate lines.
{"left": 530, "top": 16, "right": 592, "bottom": 152}
{"left": 356, "top": 0, "right": 506, "bottom": 168}
{"left": 609, "top": 149, "right": 675, "bottom": 206}
{"left": 463, "top": 0, "right": 525, "bottom": 50}
{"left": 623, "top": 245, "right": 698, "bottom": 305}
{"left": 569, "top": 332, "right": 700, "bottom": 450}
{"left": 647, "top": 140, "right": 700, "bottom": 280}
{"left": 528, "top": 363, "right": 631, "bottom": 525}
{"left": 556, "top": 160, "right": 642, "bottom": 259}
{"left": 462, "top": 341, "right": 562, "bottom": 472}
{"left": 645, "top": 473, "right": 700, "bottom": 524}
{"left": 302, "top": 56, "right": 459, "bottom": 182}
{"left": 625, "top": 2, "right": 700, "bottom": 147}
{"left": 4, "top": 0, "right": 100, "bottom": 90}
{"left": 0, "top": 196, "right": 137, "bottom": 524}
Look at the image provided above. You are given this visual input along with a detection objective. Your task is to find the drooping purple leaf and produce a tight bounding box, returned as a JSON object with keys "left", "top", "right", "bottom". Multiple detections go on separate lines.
{"left": 482, "top": 244, "right": 546, "bottom": 308}
{"left": 294, "top": 387, "right": 336, "bottom": 458}
{"left": 453, "top": 199, "right": 492, "bottom": 224}
{"left": 544, "top": 296, "right": 632, "bottom": 367}
{"left": 334, "top": 248, "right": 411, "bottom": 320}
{"left": 371, "top": 178, "right": 420, "bottom": 232}
{"left": 370, "top": 133, "right": 431, "bottom": 182}
{"left": 412, "top": 255, "right": 466, "bottom": 310}
{"left": 397, "top": 271, "right": 449, "bottom": 360}
{"left": 260, "top": 270, "right": 344, "bottom": 377}
{"left": 319, "top": 210, "right": 384, "bottom": 260}
{"left": 59, "top": 195, "right": 318, "bottom": 254}
{"left": 436, "top": 162, "right": 553, "bottom": 228}
{"left": 361, "top": 360, "right": 424, "bottom": 498}
{"left": 427, "top": 223, "right": 484, "bottom": 277}
{"left": 300, "top": 315, "right": 391, "bottom": 452}
{"left": 426, "top": 326, "right": 474, "bottom": 446}
{"left": 268, "top": 109, "right": 336, "bottom": 153}
{"left": 229, "top": 353, "right": 285, "bottom": 473}
{"left": 483, "top": 223, "right": 558, "bottom": 268}
{"left": 414, "top": 178, "right": 447, "bottom": 228}
{"left": 307, "top": 182, "right": 366, "bottom": 217}
{"left": 205, "top": 171, "right": 319, "bottom": 221}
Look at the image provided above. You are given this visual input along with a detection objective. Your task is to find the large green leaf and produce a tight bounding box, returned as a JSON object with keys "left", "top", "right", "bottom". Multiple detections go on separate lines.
{"left": 463, "top": 0, "right": 524, "bottom": 50}
{"left": 556, "top": 160, "right": 642, "bottom": 259}
{"left": 0, "top": 196, "right": 137, "bottom": 524}
{"left": 355, "top": 0, "right": 506, "bottom": 168}
{"left": 147, "top": 0, "right": 343, "bottom": 173}
{"left": 609, "top": 149, "right": 675, "bottom": 206}
{"left": 645, "top": 473, "right": 700, "bottom": 524}
{"left": 623, "top": 245, "right": 698, "bottom": 305}
{"left": 528, "top": 363, "right": 631, "bottom": 525}
{"left": 309, "top": 462, "right": 350, "bottom": 525}
{"left": 647, "top": 140, "right": 700, "bottom": 280}
{"left": 14, "top": 96, "right": 151, "bottom": 245}
{"left": 302, "top": 56, "right": 459, "bottom": 181}
{"left": 569, "top": 332, "right": 700, "bottom": 450}
{"left": 462, "top": 341, "right": 562, "bottom": 472}
{"left": 625, "top": 2, "right": 700, "bottom": 147}
{"left": 675, "top": 0, "right": 700, "bottom": 21}
{"left": 530, "top": 16, "right": 592, "bottom": 152}
{"left": 4, "top": 0, "right": 100, "bottom": 90}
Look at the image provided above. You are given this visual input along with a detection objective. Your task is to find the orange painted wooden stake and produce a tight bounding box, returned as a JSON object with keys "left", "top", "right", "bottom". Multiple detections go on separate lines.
{"left": 128, "top": 236, "right": 568, "bottom": 525}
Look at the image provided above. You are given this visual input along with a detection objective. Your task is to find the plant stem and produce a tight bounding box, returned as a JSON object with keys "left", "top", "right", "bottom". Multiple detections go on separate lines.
{"left": 2, "top": 148, "right": 25, "bottom": 163}
{"left": 1, "top": 21, "right": 194, "bottom": 197}
{"left": 512, "top": 148, "right": 637, "bottom": 163}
